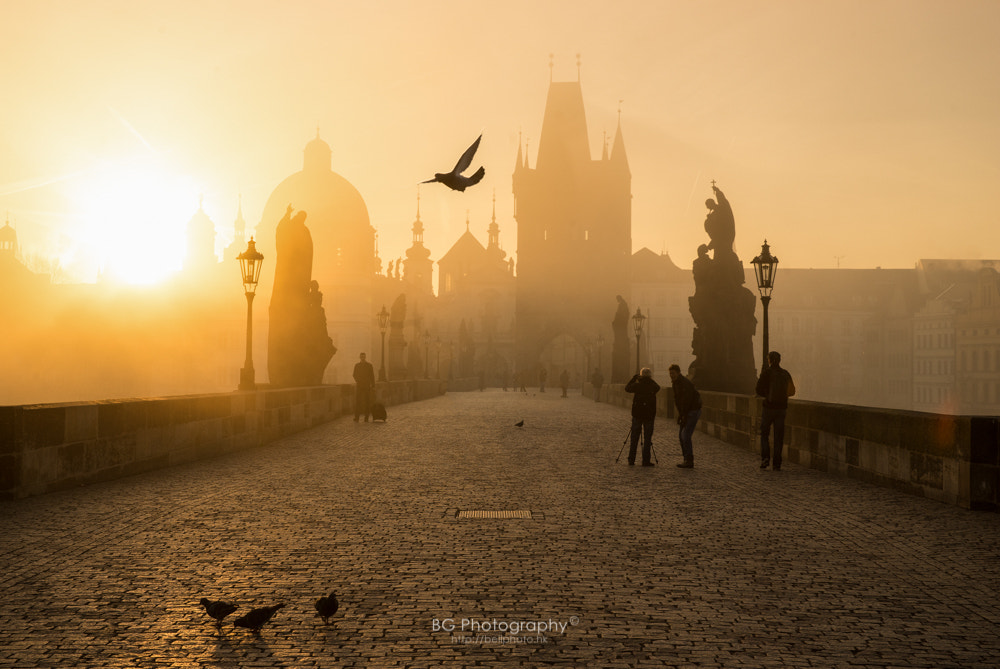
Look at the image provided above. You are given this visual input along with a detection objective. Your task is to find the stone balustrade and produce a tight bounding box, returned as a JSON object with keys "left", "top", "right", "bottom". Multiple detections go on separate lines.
{"left": 593, "top": 383, "right": 999, "bottom": 511}
{"left": 0, "top": 379, "right": 447, "bottom": 500}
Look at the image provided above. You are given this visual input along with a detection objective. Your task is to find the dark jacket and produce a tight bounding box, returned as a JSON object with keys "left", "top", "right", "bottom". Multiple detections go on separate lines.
{"left": 756, "top": 365, "right": 795, "bottom": 410}
{"left": 625, "top": 374, "right": 660, "bottom": 420}
{"left": 353, "top": 361, "right": 375, "bottom": 389}
{"left": 671, "top": 374, "right": 702, "bottom": 416}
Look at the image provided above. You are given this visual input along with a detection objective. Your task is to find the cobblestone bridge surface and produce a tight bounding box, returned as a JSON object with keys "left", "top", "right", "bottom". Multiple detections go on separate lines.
{"left": 2, "top": 389, "right": 999, "bottom": 668}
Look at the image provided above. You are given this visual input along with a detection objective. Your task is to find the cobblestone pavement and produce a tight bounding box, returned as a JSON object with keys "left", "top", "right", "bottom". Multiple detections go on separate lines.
{"left": 2, "top": 389, "right": 1000, "bottom": 668}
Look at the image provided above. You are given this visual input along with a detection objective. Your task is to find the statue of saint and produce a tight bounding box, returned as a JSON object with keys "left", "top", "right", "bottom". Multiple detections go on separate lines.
{"left": 704, "top": 184, "right": 735, "bottom": 257}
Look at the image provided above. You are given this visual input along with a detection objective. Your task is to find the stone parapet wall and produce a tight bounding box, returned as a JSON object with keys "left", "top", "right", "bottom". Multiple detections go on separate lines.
{"left": 589, "top": 383, "right": 999, "bottom": 511}
{"left": 0, "top": 379, "right": 446, "bottom": 500}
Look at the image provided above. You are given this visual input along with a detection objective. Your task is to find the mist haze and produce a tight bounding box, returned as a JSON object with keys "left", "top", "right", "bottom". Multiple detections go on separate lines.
{"left": 2, "top": 1, "right": 999, "bottom": 411}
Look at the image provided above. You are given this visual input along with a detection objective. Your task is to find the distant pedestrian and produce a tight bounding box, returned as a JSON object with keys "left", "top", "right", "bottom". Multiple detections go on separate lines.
{"left": 353, "top": 352, "right": 375, "bottom": 422}
{"left": 538, "top": 366, "right": 547, "bottom": 393}
{"left": 502, "top": 369, "right": 509, "bottom": 392}
{"left": 668, "top": 364, "right": 702, "bottom": 468}
{"left": 625, "top": 368, "right": 660, "bottom": 466}
{"left": 516, "top": 371, "right": 527, "bottom": 393}
{"left": 590, "top": 367, "right": 604, "bottom": 402}
{"left": 756, "top": 351, "right": 796, "bottom": 470}
{"left": 560, "top": 369, "right": 569, "bottom": 397}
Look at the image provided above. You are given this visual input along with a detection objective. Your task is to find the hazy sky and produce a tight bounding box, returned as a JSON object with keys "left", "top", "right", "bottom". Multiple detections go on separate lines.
{"left": 2, "top": 0, "right": 998, "bottom": 283}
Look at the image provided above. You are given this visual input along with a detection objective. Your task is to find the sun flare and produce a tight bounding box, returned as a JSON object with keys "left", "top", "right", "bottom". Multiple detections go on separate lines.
{"left": 66, "top": 157, "right": 202, "bottom": 284}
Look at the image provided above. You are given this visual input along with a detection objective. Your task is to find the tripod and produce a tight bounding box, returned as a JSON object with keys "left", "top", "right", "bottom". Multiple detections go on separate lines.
{"left": 615, "top": 424, "right": 659, "bottom": 464}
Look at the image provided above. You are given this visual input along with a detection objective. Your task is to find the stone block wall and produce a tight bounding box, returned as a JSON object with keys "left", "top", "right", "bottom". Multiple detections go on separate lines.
{"left": 0, "top": 379, "right": 446, "bottom": 500}
{"left": 591, "top": 383, "right": 999, "bottom": 511}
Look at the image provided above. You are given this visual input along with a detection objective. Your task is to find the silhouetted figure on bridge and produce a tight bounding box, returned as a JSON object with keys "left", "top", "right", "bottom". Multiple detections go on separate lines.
{"left": 353, "top": 352, "right": 375, "bottom": 422}
{"left": 625, "top": 367, "right": 660, "bottom": 466}
{"left": 590, "top": 367, "right": 604, "bottom": 402}
{"left": 756, "top": 350, "right": 796, "bottom": 471}
{"left": 560, "top": 368, "right": 569, "bottom": 397}
{"left": 669, "top": 364, "right": 702, "bottom": 469}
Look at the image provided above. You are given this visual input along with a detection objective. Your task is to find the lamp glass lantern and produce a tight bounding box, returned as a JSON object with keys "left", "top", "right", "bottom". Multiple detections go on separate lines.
{"left": 238, "top": 238, "right": 264, "bottom": 294}
{"left": 751, "top": 239, "right": 779, "bottom": 298}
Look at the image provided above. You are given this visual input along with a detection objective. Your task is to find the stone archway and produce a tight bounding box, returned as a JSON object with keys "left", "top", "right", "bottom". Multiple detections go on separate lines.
{"left": 539, "top": 334, "right": 587, "bottom": 389}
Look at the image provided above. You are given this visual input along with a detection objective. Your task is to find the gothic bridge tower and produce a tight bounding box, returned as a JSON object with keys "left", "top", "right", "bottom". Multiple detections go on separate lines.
{"left": 512, "top": 72, "right": 631, "bottom": 382}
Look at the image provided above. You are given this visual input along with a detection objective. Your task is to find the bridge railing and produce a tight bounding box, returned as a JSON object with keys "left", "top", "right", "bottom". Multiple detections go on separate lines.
{"left": 0, "top": 378, "right": 446, "bottom": 500}
{"left": 588, "top": 383, "right": 999, "bottom": 511}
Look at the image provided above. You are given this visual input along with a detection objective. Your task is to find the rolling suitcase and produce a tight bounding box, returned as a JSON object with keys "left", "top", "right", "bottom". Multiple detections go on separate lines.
{"left": 371, "top": 401, "right": 387, "bottom": 422}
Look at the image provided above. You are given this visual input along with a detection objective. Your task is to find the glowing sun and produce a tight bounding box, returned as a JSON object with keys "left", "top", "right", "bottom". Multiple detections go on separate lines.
{"left": 67, "top": 156, "right": 203, "bottom": 284}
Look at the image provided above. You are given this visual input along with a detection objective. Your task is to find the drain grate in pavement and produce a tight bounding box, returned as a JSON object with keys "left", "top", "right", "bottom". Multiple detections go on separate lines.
{"left": 454, "top": 509, "right": 533, "bottom": 519}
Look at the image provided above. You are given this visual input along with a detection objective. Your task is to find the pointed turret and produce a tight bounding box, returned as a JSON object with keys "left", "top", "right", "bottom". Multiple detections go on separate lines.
{"left": 403, "top": 189, "right": 433, "bottom": 296}
{"left": 611, "top": 112, "right": 630, "bottom": 176}
{"left": 536, "top": 81, "right": 590, "bottom": 170}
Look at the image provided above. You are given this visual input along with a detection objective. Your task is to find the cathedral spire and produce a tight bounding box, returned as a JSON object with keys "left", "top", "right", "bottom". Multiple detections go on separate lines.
{"left": 487, "top": 189, "right": 500, "bottom": 250}
{"left": 611, "top": 101, "right": 630, "bottom": 174}
{"left": 515, "top": 131, "right": 523, "bottom": 173}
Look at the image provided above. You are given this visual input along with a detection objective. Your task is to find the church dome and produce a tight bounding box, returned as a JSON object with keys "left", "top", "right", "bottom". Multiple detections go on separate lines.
{"left": 257, "top": 132, "right": 374, "bottom": 292}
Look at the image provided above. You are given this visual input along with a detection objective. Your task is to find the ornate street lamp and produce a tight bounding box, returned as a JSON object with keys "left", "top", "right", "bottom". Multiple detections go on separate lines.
{"left": 237, "top": 238, "right": 264, "bottom": 391}
{"left": 423, "top": 329, "right": 431, "bottom": 379}
{"left": 632, "top": 307, "right": 646, "bottom": 374}
{"left": 434, "top": 337, "right": 442, "bottom": 379}
{"left": 377, "top": 305, "right": 390, "bottom": 382}
{"left": 751, "top": 239, "right": 780, "bottom": 372}
{"left": 597, "top": 333, "right": 605, "bottom": 373}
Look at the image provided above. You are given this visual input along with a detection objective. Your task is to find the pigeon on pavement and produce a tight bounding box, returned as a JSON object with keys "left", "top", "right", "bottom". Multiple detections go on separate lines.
{"left": 314, "top": 592, "right": 339, "bottom": 624}
{"left": 200, "top": 598, "right": 238, "bottom": 626}
{"left": 515, "top": 420, "right": 524, "bottom": 427}
{"left": 233, "top": 604, "right": 285, "bottom": 633}
{"left": 421, "top": 135, "right": 485, "bottom": 192}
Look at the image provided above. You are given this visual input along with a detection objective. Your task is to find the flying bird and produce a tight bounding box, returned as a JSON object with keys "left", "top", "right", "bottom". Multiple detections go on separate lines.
{"left": 233, "top": 603, "right": 285, "bottom": 633}
{"left": 314, "top": 591, "right": 339, "bottom": 624}
{"left": 421, "top": 134, "right": 485, "bottom": 192}
{"left": 515, "top": 420, "right": 524, "bottom": 427}
{"left": 200, "top": 598, "right": 238, "bottom": 626}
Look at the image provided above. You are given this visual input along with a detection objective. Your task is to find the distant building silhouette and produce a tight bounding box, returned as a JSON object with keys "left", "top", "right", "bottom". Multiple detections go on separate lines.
{"left": 223, "top": 195, "right": 249, "bottom": 263}
{"left": 256, "top": 130, "right": 376, "bottom": 384}
{"left": 512, "top": 75, "right": 631, "bottom": 384}
{"left": 185, "top": 198, "right": 218, "bottom": 271}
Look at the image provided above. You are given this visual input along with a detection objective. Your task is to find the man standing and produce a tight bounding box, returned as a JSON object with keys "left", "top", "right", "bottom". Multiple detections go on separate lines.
{"left": 755, "top": 351, "right": 796, "bottom": 470}
{"left": 559, "top": 369, "right": 570, "bottom": 397}
{"left": 668, "top": 364, "right": 702, "bottom": 469}
{"left": 624, "top": 368, "right": 661, "bottom": 466}
{"left": 353, "top": 352, "right": 375, "bottom": 422}
{"left": 590, "top": 367, "right": 604, "bottom": 402}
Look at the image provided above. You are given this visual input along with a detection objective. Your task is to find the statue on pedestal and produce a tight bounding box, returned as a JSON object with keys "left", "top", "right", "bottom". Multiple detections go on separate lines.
{"left": 268, "top": 205, "right": 336, "bottom": 387}
{"left": 687, "top": 185, "right": 757, "bottom": 394}
{"left": 611, "top": 294, "right": 631, "bottom": 383}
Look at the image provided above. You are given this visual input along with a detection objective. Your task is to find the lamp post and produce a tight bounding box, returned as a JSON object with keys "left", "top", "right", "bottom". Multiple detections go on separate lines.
{"left": 377, "top": 305, "right": 389, "bottom": 382}
{"left": 632, "top": 307, "right": 646, "bottom": 374}
{"left": 237, "top": 238, "right": 264, "bottom": 391}
{"left": 435, "top": 337, "right": 441, "bottom": 379}
{"left": 423, "top": 329, "right": 431, "bottom": 379}
{"left": 597, "top": 333, "right": 605, "bottom": 373}
{"left": 751, "top": 239, "right": 780, "bottom": 373}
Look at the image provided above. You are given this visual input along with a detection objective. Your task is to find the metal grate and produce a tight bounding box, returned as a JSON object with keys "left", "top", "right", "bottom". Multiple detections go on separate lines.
{"left": 456, "top": 509, "right": 532, "bottom": 519}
